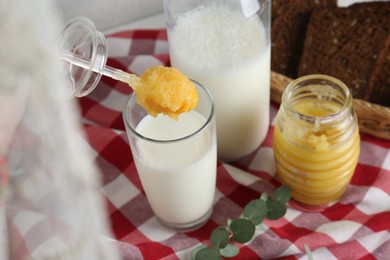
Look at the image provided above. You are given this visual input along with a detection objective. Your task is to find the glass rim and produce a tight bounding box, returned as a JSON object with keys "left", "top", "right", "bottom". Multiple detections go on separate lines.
{"left": 282, "top": 74, "right": 353, "bottom": 125}
{"left": 122, "top": 79, "right": 215, "bottom": 143}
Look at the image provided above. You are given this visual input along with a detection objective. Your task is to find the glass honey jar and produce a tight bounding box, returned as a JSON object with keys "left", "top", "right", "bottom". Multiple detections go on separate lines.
{"left": 273, "top": 74, "right": 360, "bottom": 211}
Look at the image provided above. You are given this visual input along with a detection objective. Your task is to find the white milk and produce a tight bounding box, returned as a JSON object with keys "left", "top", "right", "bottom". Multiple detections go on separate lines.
{"left": 133, "top": 111, "right": 217, "bottom": 225}
{"left": 169, "top": 4, "right": 270, "bottom": 161}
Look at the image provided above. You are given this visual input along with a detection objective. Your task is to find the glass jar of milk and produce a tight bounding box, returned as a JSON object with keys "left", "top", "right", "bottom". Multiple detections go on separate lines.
{"left": 163, "top": 0, "right": 271, "bottom": 161}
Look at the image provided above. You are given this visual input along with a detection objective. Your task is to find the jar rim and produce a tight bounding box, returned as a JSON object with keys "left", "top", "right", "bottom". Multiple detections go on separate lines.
{"left": 282, "top": 74, "right": 353, "bottom": 125}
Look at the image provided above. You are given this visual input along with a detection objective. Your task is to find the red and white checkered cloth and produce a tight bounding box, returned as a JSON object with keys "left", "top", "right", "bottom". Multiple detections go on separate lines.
{"left": 79, "top": 29, "right": 390, "bottom": 259}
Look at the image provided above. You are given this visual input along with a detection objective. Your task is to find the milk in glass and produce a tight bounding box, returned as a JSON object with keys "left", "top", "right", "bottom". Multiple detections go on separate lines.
{"left": 133, "top": 111, "right": 217, "bottom": 225}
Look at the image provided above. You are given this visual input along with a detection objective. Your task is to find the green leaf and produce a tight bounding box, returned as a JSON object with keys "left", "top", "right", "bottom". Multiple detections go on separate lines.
{"left": 191, "top": 186, "right": 292, "bottom": 259}
{"left": 260, "top": 192, "right": 268, "bottom": 201}
{"left": 266, "top": 199, "right": 287, "bottom": 220}
{"left": 273, "top": 186, "right": 291, "bottom": 204}
{"left": 229, "top": 218, "right": 255, "bottom": 243}
{"left": 220, "top": 244, "right": 239, "bottom": 258}
{"left": 191, "top": 244, "right": 208, "bottom": 260}
{"left": 243, "top": 199, "right": 267, "bottom": 225}
{"left": 194, "top": 247, "right": 221, "bottom": 260}
{"left": 210, "top": 226, "right": 229, "bottom": 249}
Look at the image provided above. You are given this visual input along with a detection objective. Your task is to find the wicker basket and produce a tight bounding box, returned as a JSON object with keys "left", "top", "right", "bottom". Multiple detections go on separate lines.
{"left": 270, "top": 71, "right": 390, "bottom": 141}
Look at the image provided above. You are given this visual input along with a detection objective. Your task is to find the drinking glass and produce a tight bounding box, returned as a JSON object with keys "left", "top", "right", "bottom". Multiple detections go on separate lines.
{"left": 163, "top": 0, "right": 271, "bottom": 162}
{"left": 123, "top": 81, "right": 217, "bottom": 232}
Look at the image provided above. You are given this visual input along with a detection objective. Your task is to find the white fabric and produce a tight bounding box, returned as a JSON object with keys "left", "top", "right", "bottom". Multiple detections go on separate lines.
{"left": 53, "top": 0, "right": 386, "bottom": 34}
{"left": 54, "top": 0, "right": 164, "bottom": 32}
{"left": 0, "top": 0, "right": 119, "bottom": 259}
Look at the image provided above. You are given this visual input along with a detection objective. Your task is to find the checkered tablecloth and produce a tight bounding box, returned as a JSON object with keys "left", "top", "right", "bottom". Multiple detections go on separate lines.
{"left": 79, "top": 29, "right": 390, "bottom": 259}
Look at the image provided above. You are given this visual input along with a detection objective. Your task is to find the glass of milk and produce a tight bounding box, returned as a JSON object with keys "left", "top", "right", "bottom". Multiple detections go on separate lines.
{"left": 163, "top": 0, "right": 271, "bottom": 161}
{"left": 123, "top": 81, "right": 217, "bottom": 232}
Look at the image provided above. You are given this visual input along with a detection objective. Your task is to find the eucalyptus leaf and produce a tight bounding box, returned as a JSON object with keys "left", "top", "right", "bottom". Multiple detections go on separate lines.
{"left": 266, "top": 199, "right": 287, "bottom": 220}
{"left": 191, "top": 185, "right": 292, "bottom": 259}
{"left": 191, "top": 244, "right": 208, "bottom": 260}
{"left": 243, "top": 199, "right": 267, "bottom": 225}
{"left": 194, "top": 247, "right": 221, "bottom": 260}
{"left": 220, "top": 244, "right": 239, "bottom": 258}
{"left": 229, "top": 218, "right": 255, "bottom": 243}
{"left": 260, "top": 192, "right": 268, "bottom": 201}
{"left": 210, "top": 226, "right": 229, "bottom": 249}
{"left": 273, "top": 186, "right": 292, "bottom": 204}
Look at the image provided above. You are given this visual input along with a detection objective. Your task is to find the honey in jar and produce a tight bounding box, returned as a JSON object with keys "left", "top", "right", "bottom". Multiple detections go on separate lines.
{"left": 273, "top": 74, "right": 360, "bottom": 211}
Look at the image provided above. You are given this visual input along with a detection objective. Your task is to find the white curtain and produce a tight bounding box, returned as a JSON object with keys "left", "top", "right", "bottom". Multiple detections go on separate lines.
{"left": 0, "top": 0, "right": 120, "bottom": 259}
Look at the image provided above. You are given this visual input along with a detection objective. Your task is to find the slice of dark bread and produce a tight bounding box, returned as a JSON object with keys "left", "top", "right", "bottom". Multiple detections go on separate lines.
{"left": 271, "top": 0, "right": 295, "bottom": 24}
{"left": 347, "top": 2, "right": 390, "bottom": 33}
{"left": 297, "top": 3, "right": 390, "bottom": 103}
{"left": 368, "top": 35, "right": 390, "bottom": 106}
{"left": 353, "top": 2, "right": 390, "bottom": 106}
{"left": 271, "top": 0, "right": 337, "bottom": 78}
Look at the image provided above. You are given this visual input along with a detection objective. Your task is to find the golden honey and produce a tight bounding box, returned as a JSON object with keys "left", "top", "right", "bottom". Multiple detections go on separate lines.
{"left": 273, "top": 75, "right": 360, "bottom": 210}
{"left": 134, "top": 66, "right": 198, "bottom": 120}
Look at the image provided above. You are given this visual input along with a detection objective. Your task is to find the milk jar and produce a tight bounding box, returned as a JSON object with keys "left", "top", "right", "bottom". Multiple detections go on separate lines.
{"left": 163, "top": 0, "right": 271, "bottom": 161}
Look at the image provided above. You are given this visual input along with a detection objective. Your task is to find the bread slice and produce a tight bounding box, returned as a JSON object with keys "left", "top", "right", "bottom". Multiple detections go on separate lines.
{"left": 297, "top": 3, "right": 390, "bottom": 102}
{"left": 271, "top": 0, "right": 295, "bottom": 24}
{"left": 271, "top": 0, "right": 336, "bottom": 78}
{"left": 368, "top": 35, "right": 390, "bottom": 106}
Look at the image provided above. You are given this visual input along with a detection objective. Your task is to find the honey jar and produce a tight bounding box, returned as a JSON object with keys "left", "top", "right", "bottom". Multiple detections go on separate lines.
{"left": 273, "top": 74, "right": 360, "bottom": 211}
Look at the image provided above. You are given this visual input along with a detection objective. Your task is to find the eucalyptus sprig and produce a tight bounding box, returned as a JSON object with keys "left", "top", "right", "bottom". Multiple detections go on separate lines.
{"left": 192, "top": 185, "right": 291, "bottom": 260}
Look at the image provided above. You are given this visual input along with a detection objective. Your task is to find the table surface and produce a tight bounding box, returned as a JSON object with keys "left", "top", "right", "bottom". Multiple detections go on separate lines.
{"left": 78, "top": 29, "right": 390, "bottom": 259}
